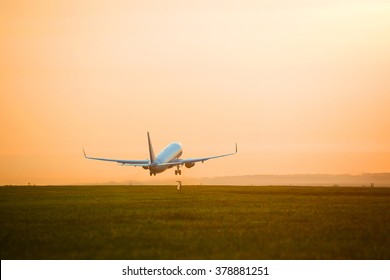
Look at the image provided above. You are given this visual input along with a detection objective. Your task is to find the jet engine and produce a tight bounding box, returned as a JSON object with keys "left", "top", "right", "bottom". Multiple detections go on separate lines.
{"left": 185, "top": 162, "right": 195, "bottom": 168}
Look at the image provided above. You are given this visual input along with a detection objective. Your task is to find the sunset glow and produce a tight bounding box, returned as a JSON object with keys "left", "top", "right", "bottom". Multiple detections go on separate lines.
{"left": 1, "top": 0, "right": 390, "bottom": 184}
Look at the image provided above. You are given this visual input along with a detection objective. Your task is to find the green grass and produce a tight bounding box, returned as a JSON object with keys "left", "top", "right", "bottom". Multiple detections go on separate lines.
{"left": 0, "top": 185, "right": 389, "bottom": 259}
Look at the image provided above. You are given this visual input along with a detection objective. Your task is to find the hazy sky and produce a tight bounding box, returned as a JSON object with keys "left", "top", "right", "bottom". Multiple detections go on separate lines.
{"left": 1, "top": 0, "right": 390, "bottom": 184}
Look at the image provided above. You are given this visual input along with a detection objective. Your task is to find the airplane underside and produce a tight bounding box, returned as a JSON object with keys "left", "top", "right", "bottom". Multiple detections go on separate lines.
{"left": 149, "top": 165, "right": 182, "bottom": 176}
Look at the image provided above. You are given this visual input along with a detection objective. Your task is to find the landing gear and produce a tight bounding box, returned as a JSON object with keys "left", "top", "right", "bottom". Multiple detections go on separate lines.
{"left": 175, "top": 166, "right": 182, "bottom": 175}
{"left": 149, "top": 171, "right": 156, "bottom": 176}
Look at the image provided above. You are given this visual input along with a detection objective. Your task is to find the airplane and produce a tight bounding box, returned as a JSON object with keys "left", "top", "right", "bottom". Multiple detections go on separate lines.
{"left": 83, "top": 132, "right": 237, "bottom": 176}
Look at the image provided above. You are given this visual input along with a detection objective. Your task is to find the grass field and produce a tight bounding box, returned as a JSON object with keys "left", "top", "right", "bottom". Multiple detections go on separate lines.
{"left": 0, "top": 185, "right": 389, "bottom": 259}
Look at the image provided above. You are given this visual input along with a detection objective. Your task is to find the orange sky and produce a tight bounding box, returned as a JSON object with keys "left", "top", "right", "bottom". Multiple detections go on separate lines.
{"left": 1, "top": 0, "right": 390, "bottom": 184}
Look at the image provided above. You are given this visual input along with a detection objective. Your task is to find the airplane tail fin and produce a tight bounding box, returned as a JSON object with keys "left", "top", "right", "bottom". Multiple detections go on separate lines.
{"left": 147, "top": 132, "right": 156, "bottom": 164}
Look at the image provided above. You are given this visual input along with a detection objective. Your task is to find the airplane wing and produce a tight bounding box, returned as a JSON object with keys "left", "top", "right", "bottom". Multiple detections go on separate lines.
{"left": 158, "top": 143, "right": 238, "bottom": 167}
{"left": 83, "top": 148, "right": 149, "bottom": 166}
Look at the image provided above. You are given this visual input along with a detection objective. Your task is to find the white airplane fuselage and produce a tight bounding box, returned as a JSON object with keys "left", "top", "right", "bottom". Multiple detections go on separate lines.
{"left": 149, "top": 142, "right": 182, "bottom": 174}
